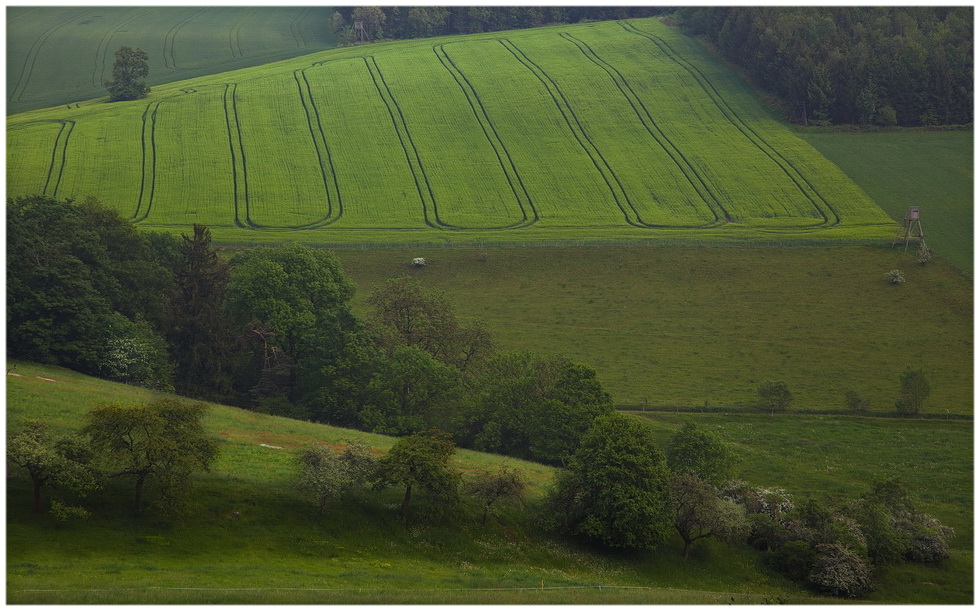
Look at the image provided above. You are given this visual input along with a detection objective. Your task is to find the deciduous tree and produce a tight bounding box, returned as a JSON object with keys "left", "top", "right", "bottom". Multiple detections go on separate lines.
{"left": 297, "top": 441, "right": 376, "bottom": 516}
{"left": 83, "top": 399, "right": 218, "bottom": 517}
{"left": 666, "top": 422, "right": 738, "bottom": 485}
{"left": 105, "top": 46, "right": 150, "bottom": 101}
{"left": 465, "top": 466, "right": 527, "bottom": 526}
{"left": 7, "top": 421, "right": 100, "bottom": 514}
{"left": 373, "top": 429, "right": 461, "bottom": 520}
{"left": 670, "top": 472, "right": 748, "bottom": 558}
{"left": 895, "top": 366, "right": 930, "bottom": 416}
{"left": 545, "top": 413, "right": 673, "bottom": 550}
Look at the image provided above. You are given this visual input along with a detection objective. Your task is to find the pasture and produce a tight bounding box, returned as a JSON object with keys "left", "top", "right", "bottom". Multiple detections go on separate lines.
{"left": 7, "top": 17, "right": 895, "bottom": 245}
{"left": 801, "top": 130, "right": 974, "bottom": 275}
{"left": 6, "top": 6, "right": 337, "bottom": 115}
{"left": 6, "top": 361, "right": 972, "bottom": 604}
{"left": 338, "top": 244, "right": 972, "bottom": 415}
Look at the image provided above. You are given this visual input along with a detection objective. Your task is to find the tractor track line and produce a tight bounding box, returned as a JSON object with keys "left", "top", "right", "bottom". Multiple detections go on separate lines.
{"left": 621, "top": 21, "right": 839, "bottom": 227}
{"left": 9, "top": 8, "right": 94, "bottom": 102}
{"left": 433, "top": 43, "right": 539, "bottom": 230}
{"left": 92, "top": 7, "right": 153, "bottom": 88}
{"left": 559, "top": 32, "right": 729, "bottom": 227}
{"left": 499, "top": 38, "right": 652, "bottom": 229}
{"left": 163, "top": 7, "right": 208, "bottom": 71}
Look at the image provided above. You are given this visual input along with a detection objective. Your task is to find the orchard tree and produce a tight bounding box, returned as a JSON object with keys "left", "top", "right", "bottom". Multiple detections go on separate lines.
{"left": 465, "top": 466, "right": 527, "bottom": 526}
{"left": 297, "top": 441, "right": 376, "bottom": 516}
{"left": 7, "top": 421, "right": 100, "bottom": 514}
{"left": 105, "top": 46, "right": 150, "bottom": 101}
{"left": 374, "top": 429, "right": 461, "bottom": 520}
{"left": 545, "top": 413, "right": 673, "bottom": 550}
{"left": 670, "top": 472, "right": 748, "bottom": 559}
{"left": 83, "top": 399, "right": 218, "bottom": 517}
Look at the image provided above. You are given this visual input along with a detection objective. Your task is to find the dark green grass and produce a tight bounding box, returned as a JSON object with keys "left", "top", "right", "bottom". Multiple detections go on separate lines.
{"left": 800, "top": 130, "right": 973, "bottom": 275}
{"left": 6, "top": 361, "right": 971, "bottom": 604}
{"left": 337, "top": 244, "right": 972, "bottom": 414}
{"left": 6, "top": 6, "right": 338, "bottom": 115}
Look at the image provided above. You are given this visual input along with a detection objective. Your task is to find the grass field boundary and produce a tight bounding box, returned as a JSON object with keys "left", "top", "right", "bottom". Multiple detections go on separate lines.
{"left": 434, "top": 42, "right": 539, "bottom": 230}
{"left": 558, "top": 32, "right": 729, "bottom": 227}
{"left": 621, "top": 21, "right": 840, "bottom": 227}
{"left": 620, "top": 407, "right": 973, "bottom": 421}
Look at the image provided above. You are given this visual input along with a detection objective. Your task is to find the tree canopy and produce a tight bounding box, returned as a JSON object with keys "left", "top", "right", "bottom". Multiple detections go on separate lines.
{"left": 104, "top": 45, "right": 150, "bottom": 101}
{"left": 545, "top": 413, "right": 673, "bottom": 550}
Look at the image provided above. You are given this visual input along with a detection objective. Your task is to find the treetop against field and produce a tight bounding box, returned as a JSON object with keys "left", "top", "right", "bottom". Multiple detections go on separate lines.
{"left": 7, "top": 18, "right": 896, "bottom": 246}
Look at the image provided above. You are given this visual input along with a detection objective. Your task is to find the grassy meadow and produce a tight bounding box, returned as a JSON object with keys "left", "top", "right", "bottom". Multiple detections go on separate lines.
{"left": 336, "top": 244, "right": 972, "bottom": 415}
{"left": 6, "top": 360, "right": 972, "bottom": 604}
{"left": 801, "top": 130, "right": 974, "bottom": 275}
{"left": 6, "top": 6, "right": 338, "bottom": 115}
{"left": 7, "top": 17, "right": 895, "bottom": 245}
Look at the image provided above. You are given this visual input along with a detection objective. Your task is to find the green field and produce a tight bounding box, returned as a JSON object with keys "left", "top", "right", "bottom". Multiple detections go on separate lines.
{"left": 336, "top": 244, "right": 972, "bottom": 415}
{"left": 6, "top": 6, "right": 338, "bottom": 115}
{"left": 7, "top": 17, "right": 895, "bottom": 245}
{"left": 6, "top": 361, "right": 972, "bottom": 604}
{"left": 800, "top": 130, "right": 974, "bottom": 275}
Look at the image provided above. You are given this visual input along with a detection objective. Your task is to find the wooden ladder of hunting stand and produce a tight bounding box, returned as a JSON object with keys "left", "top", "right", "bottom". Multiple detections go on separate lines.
{"left": 892, "top": 206, "right": 926, "bottom": 252}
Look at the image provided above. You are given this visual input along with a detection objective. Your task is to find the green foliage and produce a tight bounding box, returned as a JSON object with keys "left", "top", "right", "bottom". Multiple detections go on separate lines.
{"left": 83, "top": 399, "right": 218, "bottom": 518}
{"left": 227, "top": 244, "right": 357, "bottom": 405}
{"left": 359, "top": 345, "right": 464, "bottom": 436}
{"left": 545, "top": 413, "right": 673, "bottom": 550}
{"left": 7, "top": 420, "right": 100, "bottom": 514}
{"left": 465, "top": 466, "right": 527, "bottom": 526}
{"left": 166, "top": 224, "right": 235, "bottom": 401}
{"left": 297, "top": 440, "right": 376, "bottom": 516}
{"left": 6, "top": 195, "right": 174, "bottom": 376}
{"left": 104, "top": 46, "right": 149, "bottom": 101}
{"left": 885, "top": 269, "right": 905, "bottom": 285}
{"left": 895, "top": 367, "right": 930, "bottom": 416}
{"left": 373, "top": 429, "right": 461, "bottom": 520}
{"left": 97, "top": 313, "right": 174, "bottom": 391}
{"left": 757, "top": 380, "right": 793, "bottom": 414}
{"left": 367, "top": 276, "right": 493, "bottom": 372}
{"left": 463, "top": 352, "right": 613, "bottom": 465}
{"left": 670, "top": 472, "right": 749, "bottom": 558}
{"left": 678, "top": 7, "right": 972, "bottom": 127}
{"left": 844, "top": 389, "right": 871, "bottom": 412}
{"left": 666, "top": 422, "right": 737, "bottom": 485}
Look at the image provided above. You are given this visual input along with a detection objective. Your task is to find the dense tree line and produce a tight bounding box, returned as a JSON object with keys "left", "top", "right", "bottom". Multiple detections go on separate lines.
{"left": 675, "top": 7, "right": 973, "bottom": 127}
{"left": 7, "top": 196, "right": 610, "bottom": 466}
{"left": 329, "top": 6, "right": 665, "bottom": 43}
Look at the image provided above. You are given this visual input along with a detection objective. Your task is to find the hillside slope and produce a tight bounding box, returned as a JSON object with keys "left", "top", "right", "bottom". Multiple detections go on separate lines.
{"left": 6, "top": 361, "right": 972, "bottom": 604}
{"left": 7, "top": 17, "right": 894, "bottom": 246}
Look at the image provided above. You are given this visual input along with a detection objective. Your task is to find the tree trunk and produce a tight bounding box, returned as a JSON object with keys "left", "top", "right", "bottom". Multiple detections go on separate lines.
{"left": 31, "top": 473, "right": 43, "bottom": 513}
{"left": 133, "top": 473, "right": 147, "bottom": 516}
{"left": 682, "top": 538, "right": 692, "bottom": 559}
{"left": 481, "top": 502, "right": 490, "bottom": 526}
{"left": 400, "top": 482, "right": 413, "bottom": 519}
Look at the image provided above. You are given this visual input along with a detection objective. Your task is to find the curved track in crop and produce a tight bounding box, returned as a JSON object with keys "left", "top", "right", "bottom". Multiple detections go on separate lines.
{"left": 558, "top": 32, "right": 730, "bottom": 227}
{"left": 433, "top": 43, "right": 539, "bottom": 229}
{"left": 8, "top": 8, "right": 93, "bottom": 103}
{"left": 620, "top": 21, "right": 840, "bottom": 227}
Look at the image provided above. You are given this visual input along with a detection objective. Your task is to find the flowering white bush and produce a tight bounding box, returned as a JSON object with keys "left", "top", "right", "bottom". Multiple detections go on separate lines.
{"left": 411, "top": 257, "right": 427, "bottom": 267}
{"left": 885, "top": 269, "right": 905, "bottom": 284}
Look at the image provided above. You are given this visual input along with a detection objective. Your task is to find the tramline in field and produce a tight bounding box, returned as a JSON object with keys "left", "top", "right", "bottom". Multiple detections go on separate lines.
{"left": 6, "top": 18, "right": 896, "bottom": 245}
